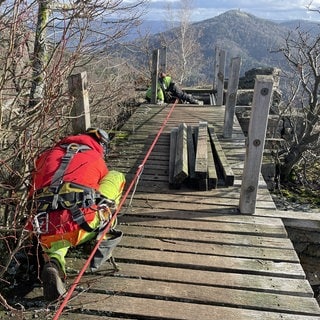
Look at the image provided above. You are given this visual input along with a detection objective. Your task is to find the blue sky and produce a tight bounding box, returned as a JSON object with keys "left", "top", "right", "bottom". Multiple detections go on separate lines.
{"left": 144, "top": 0, "right": 320, "bottom": 21}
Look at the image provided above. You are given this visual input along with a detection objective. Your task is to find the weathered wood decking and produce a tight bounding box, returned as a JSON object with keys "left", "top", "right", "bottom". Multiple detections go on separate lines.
{"left": 31, "top": 104, "right": 320, "bottom": 319}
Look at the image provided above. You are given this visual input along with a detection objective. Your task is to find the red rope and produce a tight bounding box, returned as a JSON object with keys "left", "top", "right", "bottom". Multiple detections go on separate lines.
{"left": 53, "top": 99, "right": 178, "bottom": 319}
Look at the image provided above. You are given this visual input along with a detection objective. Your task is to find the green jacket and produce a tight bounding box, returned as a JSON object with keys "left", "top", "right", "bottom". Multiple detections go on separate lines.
{"left": 145, "top": 86, "right": 164, "bottom": 101}
{"left": 145, "top": 76, "right": 172, "bottom": 102}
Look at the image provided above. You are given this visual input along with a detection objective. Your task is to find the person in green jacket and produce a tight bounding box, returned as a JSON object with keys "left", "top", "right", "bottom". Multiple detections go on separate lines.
{"left": 146, "top": 73, "right": 203, "bottom": 105}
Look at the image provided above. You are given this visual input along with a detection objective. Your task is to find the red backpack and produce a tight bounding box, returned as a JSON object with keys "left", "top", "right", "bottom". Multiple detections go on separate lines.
{"left": 28, "top": 134, "right": 109, "bottom": 235}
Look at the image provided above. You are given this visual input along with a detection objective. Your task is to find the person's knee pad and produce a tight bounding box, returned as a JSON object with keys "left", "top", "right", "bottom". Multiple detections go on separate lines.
{"left": 99, "top": 171, "right": 126, "bottom": 205}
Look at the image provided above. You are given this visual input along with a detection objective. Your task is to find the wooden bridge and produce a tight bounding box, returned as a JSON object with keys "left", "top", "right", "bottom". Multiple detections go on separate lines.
{"left": 41, "top": 102, "right": 320, "bottom": 319}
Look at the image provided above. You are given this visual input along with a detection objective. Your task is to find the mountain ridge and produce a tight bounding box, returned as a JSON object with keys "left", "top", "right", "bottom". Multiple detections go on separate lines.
{"left": 121, "top": 10, "right": 320, "bottom": 80}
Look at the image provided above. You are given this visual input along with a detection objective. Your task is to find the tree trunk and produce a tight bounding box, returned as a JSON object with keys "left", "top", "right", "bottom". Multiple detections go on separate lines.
{"left": 280, "top": 144, "right": 303, "bottom": 182}
{"left": 29, "top": 0, "right": 49, "bottom": 108}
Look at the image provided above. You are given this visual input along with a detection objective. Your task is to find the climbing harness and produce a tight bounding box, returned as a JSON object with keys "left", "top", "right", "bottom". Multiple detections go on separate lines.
{"left": 32, "top": 143, "right": 115, "bottom": 234}
{"left": 53, "top": 99, "right": 178, "bottom": 320}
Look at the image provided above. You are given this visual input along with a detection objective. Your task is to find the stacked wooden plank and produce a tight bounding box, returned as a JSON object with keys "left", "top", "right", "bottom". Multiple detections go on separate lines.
{"left": 169, "top": 121, "right": 234, "bottom": 190}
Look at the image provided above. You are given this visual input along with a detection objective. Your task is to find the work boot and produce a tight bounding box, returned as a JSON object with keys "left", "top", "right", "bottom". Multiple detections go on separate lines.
{"left": 41, "top": 259, "right": 66, "bottom": 301}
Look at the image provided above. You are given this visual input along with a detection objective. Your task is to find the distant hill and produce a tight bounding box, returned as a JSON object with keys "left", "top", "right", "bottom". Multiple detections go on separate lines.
{"left": 187, "top": 10, "right": 290, "bottom": 74}
{"left": 279, "top": 19, "right": 320, "bottom": 36}
{"left": 119, "top": 10, "right": 320, "bottom": 79}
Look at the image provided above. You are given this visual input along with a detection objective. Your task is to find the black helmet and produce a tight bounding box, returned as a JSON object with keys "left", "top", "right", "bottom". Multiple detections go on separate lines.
{"left": 86, "top": 127, "right": 110, "bottom": 145}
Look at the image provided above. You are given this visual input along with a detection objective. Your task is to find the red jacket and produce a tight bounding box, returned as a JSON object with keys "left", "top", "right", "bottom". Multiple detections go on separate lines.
{"left": 29, "top": 134, "right": 108, "bottom": 236}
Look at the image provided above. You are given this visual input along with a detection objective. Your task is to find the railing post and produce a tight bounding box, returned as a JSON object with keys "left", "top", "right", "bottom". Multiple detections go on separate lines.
{"left": 159, "top": 46, "right": 167, "bottom": 74}
{"left": 239, "top": 75, "right": 274, "bottom": 214}
{"left": 68, "top": 72, "right": 91, "bottom": 134}
{"left": 223, "top": 56, "right": 242, "bottom": 138}
{"left": 151, "top": 49, "right": 159, "bottom": 104}
{"left": 214, "top": 47, "right": 226, "bottom": 106}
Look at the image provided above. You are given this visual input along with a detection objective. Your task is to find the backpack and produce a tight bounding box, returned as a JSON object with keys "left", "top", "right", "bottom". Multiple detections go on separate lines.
{"left": 30, "top": 142, "right": 114, "bottom": 234}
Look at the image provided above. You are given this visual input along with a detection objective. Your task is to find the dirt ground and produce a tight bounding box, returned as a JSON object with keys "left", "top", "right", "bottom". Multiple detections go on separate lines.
{"left": 299, "top": 254, "right": 320, "bottom": 305}
{"left": 272, "top": 193, "right": 320, "bottom": 305}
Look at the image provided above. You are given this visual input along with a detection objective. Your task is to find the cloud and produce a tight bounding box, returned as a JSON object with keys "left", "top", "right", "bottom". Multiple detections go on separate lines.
{"left": 146, "top": 0, "right": 320, "bottom": 21}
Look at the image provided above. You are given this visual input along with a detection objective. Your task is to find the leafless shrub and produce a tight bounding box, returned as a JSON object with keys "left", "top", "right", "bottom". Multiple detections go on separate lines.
{"left": 0, "top": 0, "right": 147, "bottom": 310}
{"left": 276, "top": 22, "right": 320, "bottom": 182}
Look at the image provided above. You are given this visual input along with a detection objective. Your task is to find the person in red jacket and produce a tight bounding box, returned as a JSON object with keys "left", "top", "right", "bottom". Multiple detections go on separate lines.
{"left": 27, "top": 128, "right": 125, "bottom": 301}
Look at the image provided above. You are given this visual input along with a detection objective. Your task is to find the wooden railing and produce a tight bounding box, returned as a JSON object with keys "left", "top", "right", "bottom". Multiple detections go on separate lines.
{"left": 70, "top": 47, "right": 275, "bottom": 215}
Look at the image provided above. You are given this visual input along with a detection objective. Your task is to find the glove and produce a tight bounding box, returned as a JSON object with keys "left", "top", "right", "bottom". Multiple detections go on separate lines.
{"left": 165, "top": 91, "right": 173, "bottom": 102}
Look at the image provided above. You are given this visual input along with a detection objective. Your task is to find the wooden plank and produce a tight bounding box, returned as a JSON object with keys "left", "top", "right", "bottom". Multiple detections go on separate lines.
{"left": 186, "top": 125, "right": 196, "bottom": 180}
{"left": 128, "top": 186, "right": 274, "bottom": 201}
{"left": 134, "top": 179, "right": 269, "bottom": 195}
{"left": 125, "top": 173, "right": 169, "bottom": 183}
{"left": 124, "top": 201, "right": 277, "bottom": 215}
{"left": 256, "top": 209, "right": 320, "bottom": 222}
{"left": 195, "top": 121, "right": 208, "bottom": 190}
{"left": 116, "top": 143, "right": 170, "bottom": 152}
{"left": 118, "top": 154, "right": 169, "bottom": 161}
{"left": 208, "top": 127, "right": 235, "bottom": 186}
{"left": 119, "top": 206, "right": 283, "bottom": 226}
{"left": 169, "top": 127, "right": 178, "bottom": 188}
{"left": 195, "top": 121, "right": 208, "bottom": 175}
{"left": 128, "top": 189, "right": 245, "bottom": 203}
{"left": 125, "top": 192, "right": 276, "bottom": 210}
{"left": 118, "top": 225, "right": 295, "bottom": 249}
{"left": 207, "top": 125, "right": 218, "bottom": 189}
{"left": 120, "top": 216, "right": 288, "bottom": 238}
{"left": 125, "top": 198, "right": 276, "bottom": 212}
{"left": 119, "top": 236, "right": 299, "bottom": 262}
{"left": 173, "top": 123, "right": 188, "bottom": 184}
{"left": 77, "top": 277, "right": 320, "bottom": 315}
{"left": 79, "top": 263, "right": 312, "bottom": 297}
{"left": 114, "top": 247, "right": 306, "bottom": 279}
{"left": 67, "top": 294, "right": 320, "bottom": 320}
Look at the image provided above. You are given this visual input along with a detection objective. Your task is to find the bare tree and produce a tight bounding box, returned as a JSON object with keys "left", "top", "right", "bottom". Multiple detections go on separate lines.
{"left": 277, "top": 21, "right": 320, "bottom": 182}
{"left": 110, "top": 0, "right": 205, "bottom": 92}
{"left": 161, "top": 0, "right": 204, "bottom": 85}
{"left": 0, "top": 0, "right": 147, "bottom": 309}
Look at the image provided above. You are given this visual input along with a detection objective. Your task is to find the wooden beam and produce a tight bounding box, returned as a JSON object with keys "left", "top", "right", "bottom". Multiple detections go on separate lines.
{"left": 223, "top": 56, "right": 242, "bottom": 138}
{"left": 195, "top": 121, "right": 208, "bottom": 190}
{"left": 151, "top": 49, "right": 159, "bottom": 104}
{"left": 68, "top": 72, "right": 91, "bottom": 134}
{"left": 208, "top": 127, "right": 234, "bottom": 187}
{"left": 169, "top": 127, "right": 179, "bottom": 189}
{"left": 187, "top": 126, "right": 196, "bottom": 181}
{"left": 207, "top": 126, "right": 218, "bottom": 189}
{"left": 214, "top": 48, "right": 226, "bottom": 106}
{"left": 173, "top": 123, "right": 188, "bottom": 184}
{"left": 239, "top": 76, "right": 274, "bottom": 214}
{"left": 159, "top": 46, "right": 167, "bottom": 74}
